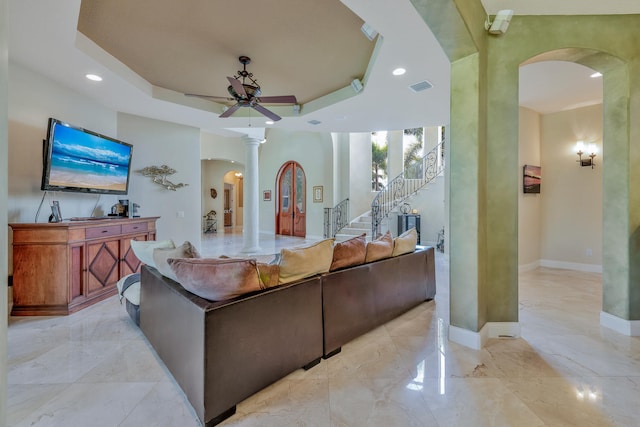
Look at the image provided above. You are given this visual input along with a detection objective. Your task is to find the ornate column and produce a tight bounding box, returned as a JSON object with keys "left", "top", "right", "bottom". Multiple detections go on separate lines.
{"left": 241, "top": 135, "right": 262, "bottom": 253}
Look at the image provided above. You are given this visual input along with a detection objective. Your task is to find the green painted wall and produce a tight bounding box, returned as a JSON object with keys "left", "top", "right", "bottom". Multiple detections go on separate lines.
{"left": 411, "top": 0, "right": 640, "bottom": 334}
{"left": 487, "top": 15, "right": 640, "bottom": 321}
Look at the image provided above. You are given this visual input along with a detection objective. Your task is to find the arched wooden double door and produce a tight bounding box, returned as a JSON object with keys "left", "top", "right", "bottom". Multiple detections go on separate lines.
{"left": 276, "top": 161, "right": 306, "bottom": 237}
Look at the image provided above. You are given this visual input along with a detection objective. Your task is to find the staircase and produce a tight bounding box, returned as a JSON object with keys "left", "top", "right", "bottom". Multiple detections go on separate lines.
{"left": 334, "top": 211, "right": 373, "bottom": 242}
{"left": 324, "top": 140, "right": 445, "bottom": 241}
{"left": 371, "top": 140, "right": 445, "bottom": 238}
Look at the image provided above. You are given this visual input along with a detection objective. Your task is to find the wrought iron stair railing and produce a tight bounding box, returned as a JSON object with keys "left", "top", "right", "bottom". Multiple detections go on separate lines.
{"left": 324, "top": 198, "right": 350, "bottom": 238}
{"left": 371, "top": 140, "right": 445, "bottom": 238}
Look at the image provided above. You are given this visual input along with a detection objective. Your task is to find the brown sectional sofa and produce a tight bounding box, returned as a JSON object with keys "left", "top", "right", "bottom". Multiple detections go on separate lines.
{"left": 139, "top": 245, "right": 436, "bottom": 426}
{"left": 140, "top": 266, "right": 324, "bottom": 426}
{"left": 321, "top": 245, "right": 436, "bottom": 358}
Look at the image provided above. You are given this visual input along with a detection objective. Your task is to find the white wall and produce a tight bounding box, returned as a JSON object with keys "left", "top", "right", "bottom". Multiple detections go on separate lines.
{"left": 518, "top": 107, "right": 542, "bottom": 268}
{"left": 387, "top": 130, "right": 403, "bottom": 178}
{"left": 540, "top": 104, "right": 603, "bottom": 269}
{"left": 1, "top": 0, "right": 8, "bottom": 421}
{"left": 117, "top": 113, "right": 201, "bottom": 248}
{"left": 330, "top": 133, "right": 346, "bottom": 206}
{"left": 349, "top": 132, "right": 375, "bottom": 218}
{"left": 259, "top": 129, "right": 333, "bottom": 238}
{"left": 200, "top": 131, "right": 245, "bottom": 163}
{"left": 395, "top": 176, "right": 445, "bottom": 245}
{"left": 8, "top": 63, "right": 120, "bottom": 223}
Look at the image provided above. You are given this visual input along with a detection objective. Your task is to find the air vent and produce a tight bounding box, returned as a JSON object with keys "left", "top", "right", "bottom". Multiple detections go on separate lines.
{"left": 409, "top": 80, "right": 433, "bottom": 93}
{"left": 307, "top": 119, "right": 322, "bottom": 125}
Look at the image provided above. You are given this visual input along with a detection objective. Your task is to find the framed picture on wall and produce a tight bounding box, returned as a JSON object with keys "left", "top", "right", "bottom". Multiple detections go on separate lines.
{"left": 263, "top": 190, "right": 271, "bottom": 201}
{"left": 523, "top": 164, "right": 541, "bottom": 194}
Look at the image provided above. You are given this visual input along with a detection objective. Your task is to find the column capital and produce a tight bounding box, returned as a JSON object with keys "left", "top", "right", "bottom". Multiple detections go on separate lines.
{"left": 241, "top": 135, "right": 262, "bottom": 146}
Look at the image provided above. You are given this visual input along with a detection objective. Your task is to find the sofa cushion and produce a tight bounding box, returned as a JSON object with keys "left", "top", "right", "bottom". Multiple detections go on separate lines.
{"left": 168, "top": 258, "right": 264, "bottom": 301}
{"left": 330, "top": 233, "right": 367, "bottom": 271}
{"left": 257, "top": 262, "right": 280, "bottom": 288}
{"left": 153, "top": 241, "right": 201, "bottom": 282}
{"left": 392, "top": 228, "right": 418, "bottom": 257}
{"left": 278, "top": 238, "right": 334, "bottom": 284}
{"left": 365, "top": 230, "right": 393, "bottom": 263}
{"left": 130, "top": 239, "right": 175, "bottom": 268}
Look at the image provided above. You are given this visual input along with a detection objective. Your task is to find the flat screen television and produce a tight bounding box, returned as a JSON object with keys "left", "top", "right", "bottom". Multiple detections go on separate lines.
{"left": 41, "top": 118, "right": 133, "bottom": 195}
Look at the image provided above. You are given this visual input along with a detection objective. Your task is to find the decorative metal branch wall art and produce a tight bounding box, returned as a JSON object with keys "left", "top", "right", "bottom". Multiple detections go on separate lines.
{"left": 136, "top": 165, "right": 189, "bottom": 191}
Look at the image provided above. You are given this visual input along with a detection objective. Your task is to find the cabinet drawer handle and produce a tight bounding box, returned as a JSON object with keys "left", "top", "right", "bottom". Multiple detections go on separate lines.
{"left": 102, "top": 230, "right": 108, "bottom": 233}
{"left": 132, "top": 226, "right": 139, "bottom": 230}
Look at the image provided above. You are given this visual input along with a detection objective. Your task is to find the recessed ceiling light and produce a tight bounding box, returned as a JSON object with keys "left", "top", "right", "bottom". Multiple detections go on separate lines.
{"left": 307, "top": 119, "right": 322, "bottom": 125}
{"left": 265, "top": 120, "right": 274, "bottom": 125}
{"left": 590, "top": 72, "right": 603, "bottom": 78}
{"left": 85, "top": 74, "right": 103, "bottom": 82}
{"left": 392, "top": 68, "right": 406, "bottom": 76}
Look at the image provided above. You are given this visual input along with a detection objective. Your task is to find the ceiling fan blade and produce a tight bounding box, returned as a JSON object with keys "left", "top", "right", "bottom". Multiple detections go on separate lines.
{"left": 219, "top": 103, "right": 242, "bottom": 118}
{"left": 227, "top": 76, "right": 247, "bottom": 98}
{"left": 185, "top": 93, "right": 235, "bottom": 102}
{"left": 252, "top": 104, "right": 282, "bottom": 121}
{"left": 257, "top": 95, "right": 297, "bottom": 104}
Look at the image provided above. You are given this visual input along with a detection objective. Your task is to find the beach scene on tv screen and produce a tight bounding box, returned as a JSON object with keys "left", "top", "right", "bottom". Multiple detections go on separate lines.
{"left": 49, "top": 124, "right": 131, "bottom": 191}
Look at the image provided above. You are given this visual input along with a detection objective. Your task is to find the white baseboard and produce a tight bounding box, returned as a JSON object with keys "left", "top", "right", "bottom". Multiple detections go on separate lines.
{"left": 539, "top": 259, "right": 602, "bottom": 273}
{"left": 600, "top": 311, "right": 640, "bottom": 336}
{"left": 518, "top": 260, "right": 540, "bottom": 273}
{"left": 449, "top": 322, "right": 520, "bottom": 349}
{"left": 449, "top": 325, "right": 483, "bottom": 349}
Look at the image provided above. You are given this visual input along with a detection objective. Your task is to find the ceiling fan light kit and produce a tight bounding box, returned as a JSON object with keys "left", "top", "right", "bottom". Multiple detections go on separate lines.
{"left": 185, "top": 56, "right": 297, "bottom": 121}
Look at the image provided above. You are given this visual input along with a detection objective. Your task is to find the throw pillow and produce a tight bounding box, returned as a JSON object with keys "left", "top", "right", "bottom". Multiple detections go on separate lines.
{"left": 364, "top": 230, "right": 393, "bottom": 263}
{"left": 257, "top": 262, "right": 280, "bottom": 288}
{"left": 278, "top": 238, "right": 335, "bottom": 284}
{"left": 130, "top": 239, "right": 175, "bottom": 268}
{"left": 392, "top": 227, "right": 418, "bottom": 257}
{"left": 153, "top": 241, "right": 201, "bottom": 282}
{"left": 168, "top": 257, "right": 264, "bottom": 301}
{"left": 330, "top": 233, "right": 367, "bottom": 271}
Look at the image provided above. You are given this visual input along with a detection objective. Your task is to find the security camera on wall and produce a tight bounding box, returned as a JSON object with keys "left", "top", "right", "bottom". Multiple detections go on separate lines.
{"left": 486, "top": 9, "right": 514, "bottom": 35}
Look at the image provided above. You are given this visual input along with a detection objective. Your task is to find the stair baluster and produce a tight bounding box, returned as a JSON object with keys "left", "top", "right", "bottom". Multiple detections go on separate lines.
{"left": 323, "top": 198, "right": 350, "bottom": 238}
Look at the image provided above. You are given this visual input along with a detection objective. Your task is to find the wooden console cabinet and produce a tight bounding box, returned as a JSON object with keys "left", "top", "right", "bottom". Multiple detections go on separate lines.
{"left": 10, "top": 217, "right": 159, "bottom": 316}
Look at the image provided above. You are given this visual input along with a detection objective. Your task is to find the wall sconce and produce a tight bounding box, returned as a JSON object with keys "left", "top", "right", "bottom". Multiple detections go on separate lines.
{"left": 575, "top": 141, "right": 597, "bottom": 169}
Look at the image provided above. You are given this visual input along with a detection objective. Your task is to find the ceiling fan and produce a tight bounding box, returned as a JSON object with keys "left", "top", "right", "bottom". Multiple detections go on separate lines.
{"left": 185, "top": 56, "right": 297, "bottom": 122}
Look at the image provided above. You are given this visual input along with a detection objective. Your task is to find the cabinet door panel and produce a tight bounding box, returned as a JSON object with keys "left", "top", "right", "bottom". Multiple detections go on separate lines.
{"left": 121, "top": 234, "right": 148, "bottom": 276}
{"left": 13, "top": 244, "right": 68, "bottom": 306}
{"left": 86, "top": 239, "right": 120, "bottom": 296}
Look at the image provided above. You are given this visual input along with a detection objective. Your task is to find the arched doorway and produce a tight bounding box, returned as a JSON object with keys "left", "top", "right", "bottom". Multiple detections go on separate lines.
{"left": 275, "top": 161, "right": 306, "bottom": 237}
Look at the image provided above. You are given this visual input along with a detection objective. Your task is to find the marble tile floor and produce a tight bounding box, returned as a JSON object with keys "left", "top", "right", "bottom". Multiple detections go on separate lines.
{"left": 6, "top": 231, "right": 640, "bottom": 426}
{"left": 200, "top": 226, "right": 320, "bottom": 260}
